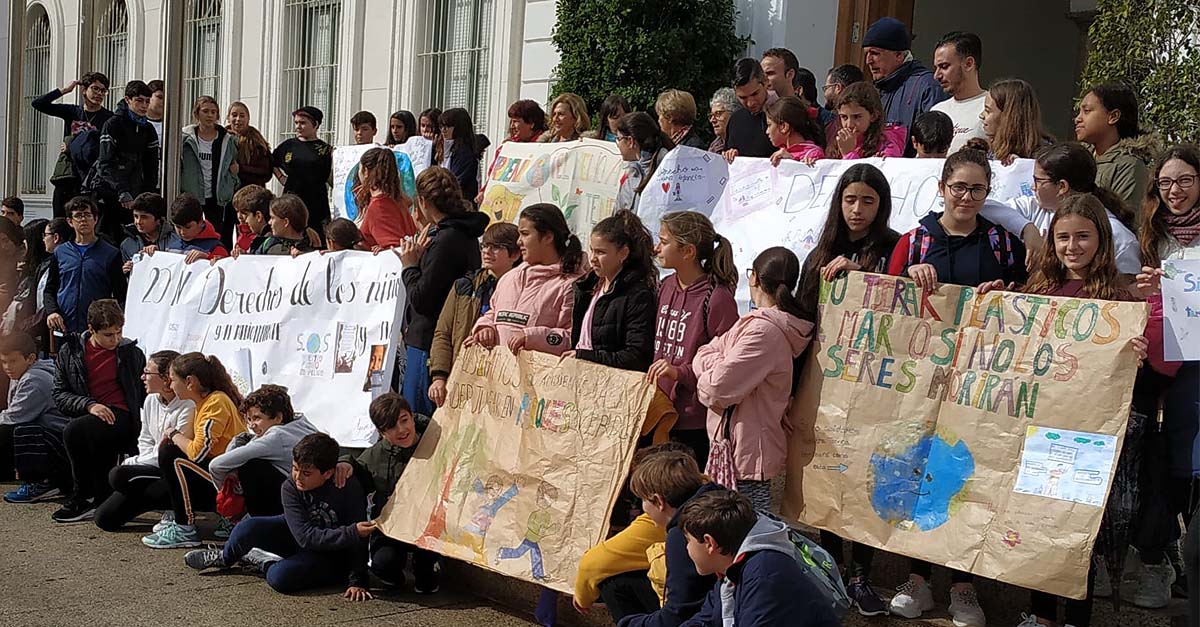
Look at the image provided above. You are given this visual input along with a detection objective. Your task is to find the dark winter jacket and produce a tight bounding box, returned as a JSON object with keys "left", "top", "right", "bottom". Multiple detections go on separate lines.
{"left": 430, "top": 269, "right": 499, "bottom": 380}
{"left": 83, "top": 100, "right": 160, "bottom": 203}
{"left": 280, "top": 477, "right": 368, "bottom": 588}
{"left": 676, "top": 128, "right": 710, "bottom": 150}
{"left": 344, "top": 413, "right": 431, "bottom": 517}
{"left": 681, "top": 515, "right": 842, "bottom": 627}
{"left": 874, "top": 60, "right": 947, "bottom": 157}
{"left": 44, "top": 239, "right": 126, "bottom": 334}
{"left": 446, "top": 139, "right": 487, "bottom": 202}
{"left": 724, "top": 108, "right": 775, "bottom": 158}
{"left": 402, "top": 212, "right": 489, "bottom": 351}
{"left": 31, "top": 89, "right": 114, "bottom": 138}
{"left": 169, "top": 220, "right": 230, "bottom": 259}
{"left": 53, "top": 333, "right": 146, "bottom": 428}
{"left": 571, "top": 268, "right": 657, "bottom": 372}
{"left": 887, "top": 212, "right": 1026, "bottom": 287}
{"left": 619, "top": 482, "right": 723, "bottom": 627}
{"left": 120, "top": 221, "right": 182, "bottom": 263}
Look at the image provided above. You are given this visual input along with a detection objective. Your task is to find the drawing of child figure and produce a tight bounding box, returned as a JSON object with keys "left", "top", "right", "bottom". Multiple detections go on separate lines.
{"left": 459, "top": 475, "right": 519, "bottom": 560}
{"left": 495, "top": 481, "right": 559, "bottom": 580}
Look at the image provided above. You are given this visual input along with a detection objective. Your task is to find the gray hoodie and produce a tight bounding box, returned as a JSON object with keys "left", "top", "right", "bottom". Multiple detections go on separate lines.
{"left": 720, "top": 515, "right": 801, "bottom": 624}
{"left": 1, "top": 360, "right": 68, "bottom": 432}
{"left": 208, "top": 415, "right": 320, "bottom": 486}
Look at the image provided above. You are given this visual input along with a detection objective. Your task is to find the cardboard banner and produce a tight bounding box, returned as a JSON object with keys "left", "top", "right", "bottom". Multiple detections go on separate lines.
{"left": 331, "top": 138, "right": 432, "bottom": 220}
{"left": 1160, "top": 258, "right": 1200, "bottom": 360}
{"left": 378, "top": 344, "right": 653, "bottom": 592}
{"left": 785, "top": 271, "right": 1148, "bottom": 599}
{"left": 478, "top": 139, "right": 624, "bottom": 234}
{"left": 124, "top": 251, "right": 406, "bottom": 448}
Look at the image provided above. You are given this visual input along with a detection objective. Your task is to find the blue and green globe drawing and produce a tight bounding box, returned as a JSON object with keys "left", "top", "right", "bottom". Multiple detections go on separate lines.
{"left": 342, "top": 150, "right": 417, "bottom": 220}
{"left": 868, "top": 426, "right": 974, "bottom": 531}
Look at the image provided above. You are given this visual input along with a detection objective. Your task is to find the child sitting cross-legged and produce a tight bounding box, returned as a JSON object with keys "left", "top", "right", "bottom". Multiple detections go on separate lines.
{"left": 185, "top": 432, "right": 374, "bottom": 600}
{"left": 1, "top": 332, "right": 70, "bottom": 503}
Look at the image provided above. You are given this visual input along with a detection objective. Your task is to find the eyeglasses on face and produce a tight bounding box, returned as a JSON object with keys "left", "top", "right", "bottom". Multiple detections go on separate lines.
{"left": 946, "top": 183, "right": 990, "bottom": 201}
{"left": 1157, "top": 175, "right": 1197, "bottom": 191}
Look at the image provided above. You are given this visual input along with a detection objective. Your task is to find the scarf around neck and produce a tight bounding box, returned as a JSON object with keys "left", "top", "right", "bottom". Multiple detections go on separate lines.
{"left": 1164, "top": 205, "right": 1200, "bottom": 247}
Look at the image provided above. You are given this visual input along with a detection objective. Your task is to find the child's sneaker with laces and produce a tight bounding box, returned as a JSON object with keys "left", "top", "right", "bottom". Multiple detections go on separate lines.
{"left": 153, "top": 511, "right": 176, "bottom": 533}
{"left": 142, "top": 521, "right": 202, "bottom": 549}
{"left": 240, "top": 548, "right": 284, "bottom": 573}
{"left": 888, "top": 576, "right": 934, "bottom": 618}
{"left": 184, "top": 546, "right": 227, "bottom": 570}
{"left": 4, "top": 481, "right": 60, "bottom": 504}
{"left": 948, "top": 584, "right": 986, "bottom": 627}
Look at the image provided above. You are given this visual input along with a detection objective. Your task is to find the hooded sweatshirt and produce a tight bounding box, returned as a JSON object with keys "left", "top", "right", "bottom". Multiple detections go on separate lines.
{"left": 168, "top": 219, "right": 230, "bottom": 259}
{"left": 694, "top": 308, "right": 814, "bottom": 481}
{"left": 472, "top": 262, "right": 582, "bottom": 355}
{"left": 0, "top": 360, "right": 69, "bottom": 432}
{"left": 874, "top": 60, "right": 948, "bottom": 157}
{"left": 681, "top": 515, "right": 841, "bottom": 627}
{"left": 887, "top": 211, "right": 1027, "bottom": 288}
{"left": 402, "top": 211, "right": 490, "bottom": 350}
{"left": 842, "top": 123, "right": 907, "bottom": 159}
{"left": 120, "top": 221, "right": 182, "bottom": 263}
{"left": 124, "top": 393, "right": 196, "bottom": 467}
{"left": 1092, "top": 133, "right": 1161, "bottom": 218}
{"left": 654, "top": 275, "right": 739, "bottom": 431}
{"left": 208, "top": 415, "right": 321, "bottom": 486}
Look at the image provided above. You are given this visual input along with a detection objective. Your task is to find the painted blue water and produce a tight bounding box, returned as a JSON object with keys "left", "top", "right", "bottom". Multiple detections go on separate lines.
{"left": 869, "top": 433, "right": 974, "bottom": 531}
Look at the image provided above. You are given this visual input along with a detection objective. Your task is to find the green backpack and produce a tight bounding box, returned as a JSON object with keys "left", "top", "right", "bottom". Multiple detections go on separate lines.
{"left": 762, "top": 512, "right": 852, "bottom": 619}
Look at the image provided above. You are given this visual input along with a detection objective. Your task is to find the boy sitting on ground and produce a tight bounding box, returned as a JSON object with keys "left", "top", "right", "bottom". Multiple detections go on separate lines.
{"left": 334, "top": 392, "right": 437, "bottom": 593}
{"left": 257, "top": 194, "right": 317, "bottom": 256}
{"left": 679, "top": 490, "right": 841, "bottom": 627}
{"left": 1, "top": 332, "right": 70, "bottom": 503}
{"left": 184, "top": 433, "right": 373, "bottom": 601}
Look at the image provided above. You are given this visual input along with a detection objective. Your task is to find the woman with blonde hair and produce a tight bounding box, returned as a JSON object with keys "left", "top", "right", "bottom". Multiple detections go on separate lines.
{"left": 980, "top": 78, "right": 1054, "bottom": 161}
{"left": 182, "top": 96, "right": 240, "bottom": 246}
{"left": 541, "top": 93, "right": 590, "bottom": 142}
{"left": 655, "top": 89, "right": 708, "bottom": 149}
{"left": 225, "top": 101, "right": 273, "bottom": 189}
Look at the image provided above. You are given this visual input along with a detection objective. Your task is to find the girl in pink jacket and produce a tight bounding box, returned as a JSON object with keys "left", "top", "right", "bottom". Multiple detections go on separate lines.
{"left": 692, "top": 246, "right": 814, "bottom": 511}
{"left": 469, "top": 204, "right": 584, "bottom": 355}
{"left": 828, "top": 81, "right": 907, "bottom": 160}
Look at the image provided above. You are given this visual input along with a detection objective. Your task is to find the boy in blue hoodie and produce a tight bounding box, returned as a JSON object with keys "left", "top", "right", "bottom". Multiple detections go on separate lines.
{"left": 0, "top": 332, "right": 70, "bottom": 502}
{"left": 184, "top": 433, "right": 374, "bottom": 601}
{"left": 618, "top": 450, "right": 721, "bottom": 627}
{"left": 679, "top": 491, "right": 841, "bottom": 627}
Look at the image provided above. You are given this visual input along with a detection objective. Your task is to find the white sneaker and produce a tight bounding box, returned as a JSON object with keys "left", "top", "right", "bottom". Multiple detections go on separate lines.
{"left": 153, "top": 511, "right": 175, "bottom": 533}
{"left": 889, "top": 576, "right": 935, "bottom": 618}
{"left": 1131, "top": 562, "right": 1176, "bottom": 609}
{"left": 1093, "top": 561, "right": 1112, "bottom": 598}
{"left": 948, "top": 585, "right": 986, "bottom": 627}
{"left": 241, "top": 548, "right": 284, "bottom": 573}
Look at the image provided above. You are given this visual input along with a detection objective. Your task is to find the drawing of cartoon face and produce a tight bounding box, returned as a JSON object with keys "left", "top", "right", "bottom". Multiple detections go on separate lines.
{"left": 869, "top": 429, "right": 974, "bottom": 531}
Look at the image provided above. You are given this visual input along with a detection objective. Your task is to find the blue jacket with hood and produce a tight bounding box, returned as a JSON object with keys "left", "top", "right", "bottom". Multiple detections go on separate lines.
{"left": 875, "top": 60, "right": 947, "bottom": 157}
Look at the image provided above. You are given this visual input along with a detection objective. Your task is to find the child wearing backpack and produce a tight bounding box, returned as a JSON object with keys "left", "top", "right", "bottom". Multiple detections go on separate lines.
{"left": 693, "top": 247, "right": 813, "bottom": 512}
{"left": 677, "top": 490, "right": 842, "bottom": 627}
{"left": 646, "top": 212, "right": 739, "bottom": 463}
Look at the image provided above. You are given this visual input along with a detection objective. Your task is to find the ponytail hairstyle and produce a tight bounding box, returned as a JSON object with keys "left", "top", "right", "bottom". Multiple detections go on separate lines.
{"left": 590, "top": 210, "right": 658, "bottom": 289}
{"left": 1084, "top": 83, "right": 1141, "bottom": 140}
{"left": 800, "top": 164, "right": 894, "bottom": 307}
{"left": 1035, "top": 142, "right": 1134, "bottom": 229}
{"left": 353, "top": 147, "right": 410, "bottom": 221}
{"left": 616, "top": 112, "right": 675, "bottom": 195}
{"left": 192, "top": 95, "right": 220, "bottom": 127}
{"left": 1139, "top": 144, "right": 1200, "bottom": 268}
{"left": 171, "top": 352, "right": 244, "bottom": 407}
{"left": 660, "top": 211, "right": 738, "bottom": 288}
{"left": 830, "top": 81, "right": 886, "bottom": 158}
{"left": 751, "top": 246, "right": 805, "bottom": 320}
{"left": 387, "top": 110, "right": 417, "bottom": 146}
{"left": 519, "top": 203, "right": 584, "bottom": 275}
{"left": 1025, "top": 193, "right": 1124, "bottom": 300}
{"left": 987, "top": 78, "right": 1053, "bottom": 160}
{"left": 415, "top": 166, "right": 472, "bottom": 218}
{"left": 766, "top": 95, "right": 825, "bottom": 148}
{"left": 942, "top": 143, "right": 994, "bottom": 184}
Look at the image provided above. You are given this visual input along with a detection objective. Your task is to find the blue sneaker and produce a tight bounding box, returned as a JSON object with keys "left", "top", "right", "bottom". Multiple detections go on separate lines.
{"left": 142, "top": 521, "right": 202, "bottom": 549}
{"left": 4, "top": 481, "right": 61, "bottom": 504}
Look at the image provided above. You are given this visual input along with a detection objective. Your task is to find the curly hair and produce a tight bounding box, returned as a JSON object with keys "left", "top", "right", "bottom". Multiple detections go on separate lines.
{"left": 240, "top": 384, "right": 295, "bottom": 424}
{"left": 416, "top": 166, "right": 471, "bottom": 218}
{"left": 353, "top": 147, "right": 411, "bottom": 221}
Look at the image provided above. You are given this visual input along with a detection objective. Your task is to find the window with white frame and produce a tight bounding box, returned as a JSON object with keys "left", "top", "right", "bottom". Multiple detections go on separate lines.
{"left": 20, "top": 7, "right": 52, "bottom": 194}
{"left": 95, "top": 0, "right": 129, "bottom": 111}
{"left": 280, "top": 0, "right": 342, "bottom": 144}
{"left": 418, "top": 0, "right": 496, "bottom": 133}
{"left": 183, "top": 0, "right": 223, "bottom": 107}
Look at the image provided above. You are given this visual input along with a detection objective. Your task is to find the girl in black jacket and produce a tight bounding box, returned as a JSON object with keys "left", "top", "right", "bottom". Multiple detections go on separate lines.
{"left": 569, "top": 210, "right": 657, "bottom": 372}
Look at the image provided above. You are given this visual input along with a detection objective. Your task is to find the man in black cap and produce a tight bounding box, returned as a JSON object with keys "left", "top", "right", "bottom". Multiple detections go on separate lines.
{"left": 272, "top": 106, "right": 333, "bottom": 235}
{"left": 861, "top": 17, "right": 946, "bottom": 157}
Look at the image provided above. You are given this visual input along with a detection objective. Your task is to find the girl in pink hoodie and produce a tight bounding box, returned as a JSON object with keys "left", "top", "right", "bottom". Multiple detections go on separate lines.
{"left": 766, "top": 96, "right": 826, "bottom": 167}
{"left": 469, "top": 203, "right": 583, "bottom": 354}
{"left": 692, "top": 246, "right": 814, "bottom": 511}
{"left": 646, "top": 211, "right": 740, "bottom": 463}
{"left": 827, "top": 82, "right": 906, "bottom": 160}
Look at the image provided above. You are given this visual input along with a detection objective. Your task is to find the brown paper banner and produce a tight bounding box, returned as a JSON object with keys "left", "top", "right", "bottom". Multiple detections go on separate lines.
{"left": 784, "top": 272, "right": 1148, "bottom": 599}
{"left": 378, "top": 344, "right": 653, "bottom": 592}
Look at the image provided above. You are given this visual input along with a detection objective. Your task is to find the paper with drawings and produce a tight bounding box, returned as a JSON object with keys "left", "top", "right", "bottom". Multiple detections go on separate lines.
{"left": 1013, "top": 426, "right": 1119, "bottom": 506}
{"left": 1160, "top": 258, "right": 1200, "bottom": 361}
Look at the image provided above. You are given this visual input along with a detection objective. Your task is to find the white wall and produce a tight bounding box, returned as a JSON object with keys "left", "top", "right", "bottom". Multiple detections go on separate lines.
{"left": 737, "top": 0, "right": 838, "bottom": 102}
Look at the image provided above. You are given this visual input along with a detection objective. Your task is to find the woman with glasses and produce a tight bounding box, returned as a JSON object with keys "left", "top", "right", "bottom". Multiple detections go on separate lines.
{"left": 615, "top": 113, "right": 676, "bottom": 212}
{"left": 884, "top": 146, "right": 1025, "bottom": 625}
{"left": 707, "top": 88, "right": 738, "bottom": 154}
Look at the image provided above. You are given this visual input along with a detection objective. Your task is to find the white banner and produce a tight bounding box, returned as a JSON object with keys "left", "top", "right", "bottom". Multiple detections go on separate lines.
{"left": 124, "top": 252, "right": 407, "bottom": 448}
{"left": 637, "top": 146, "right": 730, "bottom": 237}
{"left": 331, "top": 137, "right": 432, "bottom": 220}
{"left": 1161, "top": 258, "right": 1200, "bottom": 360}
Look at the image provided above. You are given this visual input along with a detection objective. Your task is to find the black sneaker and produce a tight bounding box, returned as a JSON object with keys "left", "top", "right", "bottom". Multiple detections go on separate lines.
{"left": 847, "top": 579, "right": 888, "bottom": 616}
{"left": 414, "top": 568, "right": 440, "bottom": 594}
{"left": 51, "top": 497, "right": 95, "bottom": 523}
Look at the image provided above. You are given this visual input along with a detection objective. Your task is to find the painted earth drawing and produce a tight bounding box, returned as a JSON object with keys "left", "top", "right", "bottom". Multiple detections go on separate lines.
{"left": 868, "top": 426, "right": 974, "bottom": 531}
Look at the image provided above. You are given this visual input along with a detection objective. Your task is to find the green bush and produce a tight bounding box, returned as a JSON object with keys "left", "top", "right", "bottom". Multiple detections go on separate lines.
{"left": 551, "top": 0, "right": 748, "bottom": 133}
{"left": 1080, "top": 0, "right": 1200, "bottom": 145}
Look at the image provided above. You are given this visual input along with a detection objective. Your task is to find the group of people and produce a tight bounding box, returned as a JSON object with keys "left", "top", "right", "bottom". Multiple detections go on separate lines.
{"left": 1, "top": 14, "right": 1198, "bottom": 627}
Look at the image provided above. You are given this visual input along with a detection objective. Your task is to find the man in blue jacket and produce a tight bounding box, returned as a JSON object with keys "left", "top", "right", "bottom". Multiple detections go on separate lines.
{"left": 679, "top": 490, "right": 841, "bottom": 627}
{"left": 862, "top": 17, "right": 947, "bottom": 157}
{"left": 44, "top": 197, "right": 125, "bottom": 335}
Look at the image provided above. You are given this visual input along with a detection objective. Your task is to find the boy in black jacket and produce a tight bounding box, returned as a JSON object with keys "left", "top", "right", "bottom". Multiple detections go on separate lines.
{"left": 83, "top": 80, "right": 159, "bottom": 243}
{"left": 617, "top": 451, "right": 721, "bottom": 627}
{"left": 50, "top": 299, "right": 147, "bottom": 523}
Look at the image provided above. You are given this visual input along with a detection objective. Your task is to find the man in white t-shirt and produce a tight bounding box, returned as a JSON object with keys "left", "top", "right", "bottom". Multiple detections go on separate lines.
{"left": 931, "top": 32, "right": 988, "bottom": 153}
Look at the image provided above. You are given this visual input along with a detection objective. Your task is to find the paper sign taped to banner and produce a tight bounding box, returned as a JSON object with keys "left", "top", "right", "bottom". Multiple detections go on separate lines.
{"left": 785, "top": 271, "right": 1147, "bottom": 599}
{"left": 638, "top": 146, "right": 729, "bottom": 237}
{"left": 124, "top": 252, "right": 406, "bottom": 448}
{"left": 1160, "top": 258, "right": 1200, "bottom": 360}
{"left": 377, "top": 344, "right": 653, "bottom": 592}
{"left": 479, "top": 139, "right": 625, "bottom": 234}
{"left": 332, "top": 140, "right": 428, "bottom": 220}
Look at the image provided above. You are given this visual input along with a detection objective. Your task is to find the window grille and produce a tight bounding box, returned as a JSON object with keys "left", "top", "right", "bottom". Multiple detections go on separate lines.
{"left": 416, "top": 0, "right": 495, "bottom": 133}
{"left": 183, "top": 0, "right": 223, "bottom": 107}
{"left": 279, "top": 0, "right": 342, "bottom": 144}
{"left": 95, "top": 0, "right": 129, "bottom": 111}
{"left": 20, "top": 8, "right": 52, "bottom": 194}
